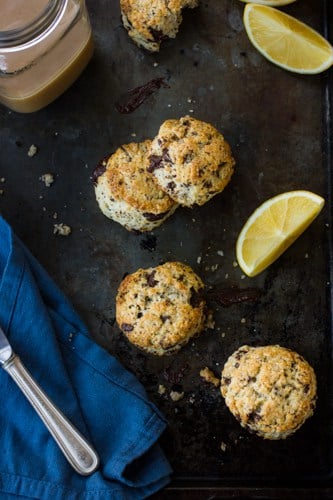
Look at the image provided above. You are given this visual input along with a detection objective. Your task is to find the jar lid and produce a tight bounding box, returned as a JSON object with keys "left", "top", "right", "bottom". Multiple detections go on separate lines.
{"left": 0, "top": 0, "right": 65, "bottom": 47}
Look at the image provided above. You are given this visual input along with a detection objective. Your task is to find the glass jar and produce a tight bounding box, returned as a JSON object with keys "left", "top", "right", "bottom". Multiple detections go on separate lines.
{"left": 0, "top": 0, "right": 94, "bottom": 113}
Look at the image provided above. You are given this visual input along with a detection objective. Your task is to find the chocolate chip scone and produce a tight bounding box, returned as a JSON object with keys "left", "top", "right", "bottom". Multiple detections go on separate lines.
{"left": 220, "top": 345, "right": 317, "bottom": 440}
{"left": 120, "top": 0, "right": 198, "bottom": 52}
{"left": 93, "top": 140, "right": 178, "bottom": 232}
{"left": 116, "top": 261, "right": 206, "bottom": 355}
{"left": 148, "top": 116, "right": 235, "bottom": 207}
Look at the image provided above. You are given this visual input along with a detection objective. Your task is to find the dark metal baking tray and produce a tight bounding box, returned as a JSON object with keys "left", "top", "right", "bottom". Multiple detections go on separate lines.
{"left": 0, "top": 0, "right": 332, "bottom": 495}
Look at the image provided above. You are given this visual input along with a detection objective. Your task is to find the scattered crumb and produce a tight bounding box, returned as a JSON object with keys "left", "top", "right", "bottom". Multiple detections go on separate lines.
{"left": 221, "top": 332, "right": 226, "bottom": 338}
{"left": 211, "top": 264, "right": 218, "bottom": 272}
{"left": 153, "top": 62, "right": 159, "bottom": 67}
{"left": 158, "top": 384, "right": 166, "bottom": 395}
{"left": 232, "top": 261, "right": 238, "bottom": 267}
{"left": 53, "top": 212, "right": 58, "bottom": 219}
{"left": 170, "top": 390, "right": 184, "bottom": 402}
{"left": 40, "top": 173, "right": 54, "bottom": 187}
{"left": 225, "top": 273, "right": 229, "bottom": 279}
{"left": 217, "top": 250, "right": 224, "bottom": 257}
{"left": 167, "top": 104, "right": 172, "bottom": 108}
{"left": 220, "top": 441, "right": 227, "bottom": 452}
{"left": 0, "top": 190, "right": 3, "bottom": 195}
{"left": 131, "top": 132, "right": 137, "bottom": 137}
{"left": 240, "top": 317, "right": 246, "bottom": 324}
{"left": 305, "top": 253, "right": 309, "bottom": 259}
{"left": 189, "top": 109, "right": 194, "bottom": 113}
{"left": 27, "top": 144, "right": 38, "bottom": 157}
{"left": 53, "top": 223, "right": 71, "bottom": 236}
{"left": 189, "top": 395, "right": 195, "bottom": 404}
{"left": 0, "top": 177, "right": 5, "bottom": 183}
{"left": 240, "top": 274, "right": 246, "bottom": 279}
{"left": 199, "top": 367, "right": 220, "bottom": 387}
{"left": 205, "top": 310, "right": 215, "bottom": 329}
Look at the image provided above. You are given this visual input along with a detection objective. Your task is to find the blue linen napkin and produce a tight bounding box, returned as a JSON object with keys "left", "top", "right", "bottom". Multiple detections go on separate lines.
{"left": 0, "top": 216, "right": 172, "bottom": 499}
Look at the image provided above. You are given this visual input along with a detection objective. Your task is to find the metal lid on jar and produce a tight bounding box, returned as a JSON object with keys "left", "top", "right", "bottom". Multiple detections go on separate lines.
{"left": 0, "top": 0, "right": 66, "bottom": 48}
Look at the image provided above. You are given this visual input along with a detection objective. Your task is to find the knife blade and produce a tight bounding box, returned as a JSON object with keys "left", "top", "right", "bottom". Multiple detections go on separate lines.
{"left": 0, "top": 325, "right": 13, "bottom": 365}
{"left": 0, "top": 325, "right": 99, "bottom": 475}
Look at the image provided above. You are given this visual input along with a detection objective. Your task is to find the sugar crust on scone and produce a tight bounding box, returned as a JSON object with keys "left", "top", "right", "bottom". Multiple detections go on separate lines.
{"left": 116, "top": 261, "right": 206, "bottom": 355}
{"left": 220, "top": 345, "right": 317, "bottom": 440}
{"left": 94, "top": 140, "right": 178, "bottom": 232}
{"left": 148, "top": 116, "right": 235, "bottom": 207}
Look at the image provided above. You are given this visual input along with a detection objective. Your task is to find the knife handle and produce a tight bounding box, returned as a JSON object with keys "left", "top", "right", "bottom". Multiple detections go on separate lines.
{"left": 3, "top": 354, "right": 99, "bottom": 475}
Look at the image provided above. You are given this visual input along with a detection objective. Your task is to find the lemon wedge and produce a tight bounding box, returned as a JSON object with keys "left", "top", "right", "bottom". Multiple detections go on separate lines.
{"left": 243, "top": 4, "right": 333, "bottom": 74}
{"left": 240, "top": 0, "right": 296, "bottom": 5}
{"left": 236, "top": 190, "right": 325, "bottom": 277}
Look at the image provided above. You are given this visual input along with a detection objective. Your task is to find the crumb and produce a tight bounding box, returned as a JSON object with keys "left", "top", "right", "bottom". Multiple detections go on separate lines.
{"left": 205, "top": 310, "right": 215, "bottom": 329}
{"left": 0, "top": 178, "right": 5, "bottom": 183}
{"left": 305, "top": 253, "right": 309, "bottom": 259}
{"left": 221, "top": 332, "right": 226, "bottom": 338}
{"left": 233, "top": 261, "right": 238, "bottom": 267}
{"left": 189, "top": 109, "right": 194, "bottom": 113}
{"left": 40, "top": 173, "right": 54, "bottom": 187}
{"left": 53, "top": 212, "right": 58, "bottom": 219}
{"left": 240, "top": 317, "right": 246, "bottom": 324}
{"left": 53, "top": 223, "right": 71, "bottom": 236}
{"left": 158, "top": 384, "right": 166, "bottom": 395}
{"left": 225, "top": 273, "right": 229, "bottom": 279}
{"left": 189, "top": 395, "right": 195, "bottom": 404}
{"left": 197, "top": 255, "right": 202, "bottom": 264}
{"left": 0, "top": 190, "right": 3, "bottom": 195}
{"left": 220, "top": 441, "right": 227, "bottom": 452}
{"left": 167, "top": 104, "right": 172, "bottom": 108}
{"left": 153, "top": 62, "right": 159, "bottom": 67}
{"left": 170, "top": 390, "right": 184, "bottom": 402}
{"left": 27, "top": 144, "right": 38, "bottom": 157}
{"left": 217, "top": 250, "right": 224, "bottom": 257}
{"left": 240, "top": 274, "right": 246, "bottom": 279}
{"left": 211, "top": 264, "right": 218, "bottom": 271}
{"left": 199, "top": 367, "right": 220, "bottom": 387}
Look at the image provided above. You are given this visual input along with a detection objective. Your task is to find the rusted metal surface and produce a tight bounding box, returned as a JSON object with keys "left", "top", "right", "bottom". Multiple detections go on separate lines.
{"left": 0, "top": 0, "right": 332, "bottom": 493}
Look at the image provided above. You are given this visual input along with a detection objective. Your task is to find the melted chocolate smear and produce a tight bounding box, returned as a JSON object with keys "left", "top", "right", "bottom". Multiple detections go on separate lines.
{"left": 211, "top": 286, "right": 261, "bottom": 307}
{"left": 91, "top": 156, "right": 109, "bottom": 185}
{"left": 163, "top": 363, "right": 189, "bottom": 384}
{"left": 140, "top": 234, "right": 157, "bottom": 252}
{"left": 121, "top": 323, "right": 134, "bottom": 332}
{"left": 149, "top": 28, "right": 169, "bottom": 43}
{"left": 115, "top": 77, "right": 170, "bottom": 114}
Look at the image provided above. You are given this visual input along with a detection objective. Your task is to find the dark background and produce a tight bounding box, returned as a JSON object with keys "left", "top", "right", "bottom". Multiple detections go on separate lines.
{"left": 0, "top": 0, "right": 332, "bottom": 497}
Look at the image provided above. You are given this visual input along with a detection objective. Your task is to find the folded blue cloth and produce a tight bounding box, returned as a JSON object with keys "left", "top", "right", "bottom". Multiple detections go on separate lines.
{"left": 0, "top": 216, "right": 172, "bottom": 499}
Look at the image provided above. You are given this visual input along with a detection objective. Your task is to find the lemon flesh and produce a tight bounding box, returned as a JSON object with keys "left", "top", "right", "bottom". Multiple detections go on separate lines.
{"left": 239, "top": 0, "right": 296, "bottom": 6}
{"left": 243, "top": 4, "right": 333, "bottom": 74}
{"left": 236, "top": 190, "right": 325, "bottom": 277}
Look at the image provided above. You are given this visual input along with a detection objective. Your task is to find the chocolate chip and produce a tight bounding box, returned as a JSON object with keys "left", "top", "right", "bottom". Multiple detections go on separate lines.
{"left": 189, "top": 287, "right": 204, "bottom": 308}
{"left": 143, "top": 210, "right": 169, "bottom": 221}
{"left": 303, "top": 384, "right": 310, "bottom": 394}
{"left": 223, "top": 377, "right": 231, "bottom": 385}
{"left": 167, "top": 181, "right": 176, "bottom": 191}
{"left": 147, "top": 270, "right": 159, "bottom": 287}
{"left": 92, "top": 156, "right": 109, "bottom": 185}
{"left": 121, "top": 323, "right": 134, "bottom": 332}
{"left": 247, "top": 411, "right": 262, "bottom": 423}
{"left": 148, "top": 155, "right": 163, "bottom": 173}
{"left": 160, "top": 315, "right": 170, "bottom": 323}
{"left": 235, "top": 348, "right": 248, "bottom": 360}
{"left": 149, "top": 28, "right": 169, "bottom": 43}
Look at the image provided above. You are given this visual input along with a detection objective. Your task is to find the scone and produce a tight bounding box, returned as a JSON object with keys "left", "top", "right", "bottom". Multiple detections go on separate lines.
{"left": 116, "top": 261, "right": 206, "bottom": 355}
{"left": 148, "top": 116, "right": 235, "bottom": 207}
{"left": 93, "top": 140, "right": 178, "bottom": 232}
{"left": 220, "top": 345, "right": 317, "bottom": 440}
{"left": 120, "top": 0, "right": 198, "bottom": 52}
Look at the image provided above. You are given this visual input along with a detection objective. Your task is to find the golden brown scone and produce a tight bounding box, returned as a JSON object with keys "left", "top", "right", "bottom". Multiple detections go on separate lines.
{"left": 116, "top": 261, "right": 206, "bottom": 355}
{"left": 148, "top": 116, "right": 235, "bottom": 207}
{"left": 120, "top": 0, "right": 198, "bottom": 52}
{"left": 93, "top": 140, "right": 178, "bottom": 232}
{"left": 220, "top": 345, "right": 317, "bottom": 440}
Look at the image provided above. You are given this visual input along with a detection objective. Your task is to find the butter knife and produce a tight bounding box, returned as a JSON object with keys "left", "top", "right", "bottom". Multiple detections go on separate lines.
{"left": 0, "top": 325, "right": 99, "bottom": 475}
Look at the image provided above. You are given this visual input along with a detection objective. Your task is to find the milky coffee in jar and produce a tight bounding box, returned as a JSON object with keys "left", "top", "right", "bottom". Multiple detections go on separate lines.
{"left": 0, "top": 0, "right": 94, "bottom": 113}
